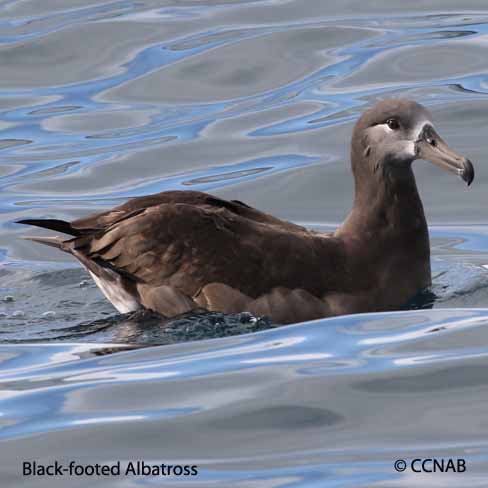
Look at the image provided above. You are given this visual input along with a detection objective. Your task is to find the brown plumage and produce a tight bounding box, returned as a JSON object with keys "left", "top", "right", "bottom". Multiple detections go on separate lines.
{"left": 18, "top": 99, "right": 474, "bottom": 324}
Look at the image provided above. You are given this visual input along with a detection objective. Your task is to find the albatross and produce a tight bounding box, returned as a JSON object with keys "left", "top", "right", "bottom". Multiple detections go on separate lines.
{"left": 18, "top": 99, "right": 474, "bottom": 324}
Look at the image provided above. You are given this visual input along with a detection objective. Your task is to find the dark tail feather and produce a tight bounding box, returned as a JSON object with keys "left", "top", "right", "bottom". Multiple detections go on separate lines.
{"left": 20, "top": 236, "right": 64, "bottom": 249}
{"left": 16, "top": 219, "right": 81, "bottom": 236}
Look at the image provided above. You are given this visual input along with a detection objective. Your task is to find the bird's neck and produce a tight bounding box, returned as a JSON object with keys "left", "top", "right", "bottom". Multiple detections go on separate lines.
{"left": 338, "top": 163, "right": 428, "bottom": 239}
{"left": 334, "top": 162, "right": 432, "bottom": 302}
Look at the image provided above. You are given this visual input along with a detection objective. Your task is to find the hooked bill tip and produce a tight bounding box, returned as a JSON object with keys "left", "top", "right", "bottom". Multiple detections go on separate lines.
{"left": 462, "top": 158, "right": 474, "bottom": 186}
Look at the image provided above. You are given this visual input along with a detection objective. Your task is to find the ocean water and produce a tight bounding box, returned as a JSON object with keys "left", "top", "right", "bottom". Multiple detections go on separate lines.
{"left": 1, "top": 1, "right": 488, "bottom": 486}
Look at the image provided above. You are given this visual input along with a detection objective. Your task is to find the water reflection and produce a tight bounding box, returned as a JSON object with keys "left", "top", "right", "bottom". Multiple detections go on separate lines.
{"left": 2, "top": 309, "right": 488, "bottom": 485}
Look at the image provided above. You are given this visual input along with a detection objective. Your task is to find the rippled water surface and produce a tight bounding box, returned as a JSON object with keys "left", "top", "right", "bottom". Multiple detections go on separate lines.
{"left": 1, "top": 1, "right": 488, "bottom": 486}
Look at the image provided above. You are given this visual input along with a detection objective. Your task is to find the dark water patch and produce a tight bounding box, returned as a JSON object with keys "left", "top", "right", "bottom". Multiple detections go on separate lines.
{"left": 8, "top": 309, "right": 276, "bottom": 345}
{"left": 0, "top": 138, "right": 31, "bottom": 150}
{"left": 208, "top": 405, "right": 344, "bottom": 431}
{"left": 183, "top": 166, "right": 272, "bottom": 185}
{"left": 28, "top": 105, "right": 81, "bottom": 116}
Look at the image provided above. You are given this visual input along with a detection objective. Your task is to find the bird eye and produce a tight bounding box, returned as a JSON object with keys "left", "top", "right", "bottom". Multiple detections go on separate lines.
{"left": 386, "top": 118, "right": 400, "bottom": 130}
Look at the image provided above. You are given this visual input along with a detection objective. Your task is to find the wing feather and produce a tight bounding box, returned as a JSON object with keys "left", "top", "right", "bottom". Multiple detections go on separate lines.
{"left": 20, "top": 190, "right": 344, "bottom": 319}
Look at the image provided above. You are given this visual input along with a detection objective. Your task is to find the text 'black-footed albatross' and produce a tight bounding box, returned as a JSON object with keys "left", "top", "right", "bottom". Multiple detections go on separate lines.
{"left": 18, "top": 99, "right": 474, "bottom": 324}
